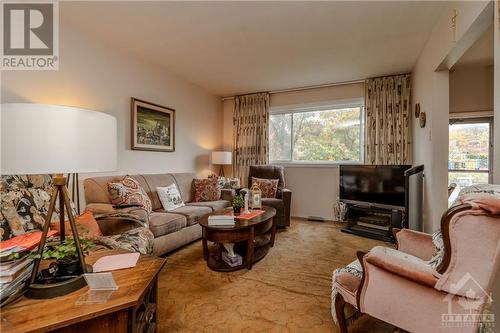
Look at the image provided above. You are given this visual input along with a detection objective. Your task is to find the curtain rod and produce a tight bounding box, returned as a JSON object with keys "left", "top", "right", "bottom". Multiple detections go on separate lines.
{"left": 220, "top": 72, "right": 411, "bottom": 101}
{"left": 221, "top": 79, "right": 365, "bottom": 101}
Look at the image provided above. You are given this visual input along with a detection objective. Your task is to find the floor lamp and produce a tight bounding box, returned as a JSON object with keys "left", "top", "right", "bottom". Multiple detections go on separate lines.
{"left": 212, "top": 151, "right": 232, "bottom": 177}
{"left": 1, "top": 103, "right": 117, "bottom": 299}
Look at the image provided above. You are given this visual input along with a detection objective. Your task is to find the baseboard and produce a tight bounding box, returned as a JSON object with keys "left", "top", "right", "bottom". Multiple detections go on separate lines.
{"left": 292, "top": 215, "right": 335, "bottom": 222}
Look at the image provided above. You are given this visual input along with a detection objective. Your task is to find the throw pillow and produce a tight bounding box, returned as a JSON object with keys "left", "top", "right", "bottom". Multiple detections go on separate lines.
{"left": 50, "top": 210, "right": 103, "bottom": 239}
{"left": 251, "top": 177, "right": 279, "bottom": 198}
{"left": 193, "top": 178, "right": 221, "bottom": 202}
{"left": 157, "top": 184, "right": 185, "bottom": 211}
{"left": 108, "top": 176, "right": 152, "bottom": 213}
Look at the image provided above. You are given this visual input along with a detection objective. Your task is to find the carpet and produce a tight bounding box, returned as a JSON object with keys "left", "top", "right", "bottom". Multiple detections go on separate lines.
{"left": 157, "top": 219, "right": 395, "bottom": 332}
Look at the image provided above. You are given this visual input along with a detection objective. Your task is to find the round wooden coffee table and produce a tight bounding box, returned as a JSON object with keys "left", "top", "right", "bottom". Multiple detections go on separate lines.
{"left": 199, "top": 206, "right": 277, "bottom": 272}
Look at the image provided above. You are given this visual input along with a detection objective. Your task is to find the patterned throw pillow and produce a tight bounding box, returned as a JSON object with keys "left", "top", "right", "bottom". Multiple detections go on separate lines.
{"left": 157, "top": 184, "right": 185, "bottom": 211}
{"left": 193, "top": 178, "right": 221, "bottom": 202}
{"left": 251, "top": 177, "right": 279, "bottom": 198}
{"left": 108, "top": 176, "right": 152, "bottom": 213}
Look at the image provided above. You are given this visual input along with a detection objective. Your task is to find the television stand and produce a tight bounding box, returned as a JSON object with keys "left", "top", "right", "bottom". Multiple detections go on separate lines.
{"left": 340, "top": 204, "right": 403, "bottom": 243}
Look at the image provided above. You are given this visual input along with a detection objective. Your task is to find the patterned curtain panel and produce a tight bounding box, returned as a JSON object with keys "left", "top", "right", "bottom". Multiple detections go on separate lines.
{"left": 365, "top": 74, "right": 412, "bottom": 165}
{"left": 233, "top": 92, "right": 270, "bottom": 186}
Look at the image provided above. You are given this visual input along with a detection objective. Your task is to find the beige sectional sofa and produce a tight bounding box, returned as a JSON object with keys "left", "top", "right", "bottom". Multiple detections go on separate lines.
{"left": 84, "top": 173, "right": 233, "bottom": 256}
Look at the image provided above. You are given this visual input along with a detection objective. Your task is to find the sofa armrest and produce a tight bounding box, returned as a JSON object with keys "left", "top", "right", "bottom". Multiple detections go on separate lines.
{"left": 363, "top": 246, "right": 438, "bottom": 288}
{"left": 86, "top": 203, "right": 149, "bottom": 236}
{"left": 86, "top": 203, "right": 148, "bottom": 219}
{"left": 221, "top": 188, "right": 236, "bottom": 201}
{"left": 394, "top": 228, "right": 435, "bottom": 261}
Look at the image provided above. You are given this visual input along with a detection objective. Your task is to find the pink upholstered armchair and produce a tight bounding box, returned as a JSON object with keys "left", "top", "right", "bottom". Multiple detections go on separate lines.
{"left": 333, "top": 193, "right": 500, "bottom": 333}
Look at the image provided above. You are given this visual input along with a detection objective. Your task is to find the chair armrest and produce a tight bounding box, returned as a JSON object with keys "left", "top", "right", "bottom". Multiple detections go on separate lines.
{"left": 394, "top": 228, "right": 435, "bottom": 261}
{"left": 280, "top": 189, "right": 292, "bottom": 223}
{"left": 363, "top": 246, "right": 438, "bottom": 288}
{"left": 221, "top": 188, "right": 236, "bottom": 201}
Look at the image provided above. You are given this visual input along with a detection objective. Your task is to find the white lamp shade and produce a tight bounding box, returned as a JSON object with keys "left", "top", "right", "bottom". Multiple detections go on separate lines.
{"left": 1, "top": 103, "right": 117, "bottom": 175}
{"left": 212, "top": 151, "right": 232, "bottom": 165}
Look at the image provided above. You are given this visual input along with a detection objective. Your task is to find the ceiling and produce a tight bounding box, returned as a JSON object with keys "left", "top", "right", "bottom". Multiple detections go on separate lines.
{"left": 454, "top": 24, "right": 494, "bottom": 68}
{"left": 62, "top": 1, "right": 446, "bottom": 96}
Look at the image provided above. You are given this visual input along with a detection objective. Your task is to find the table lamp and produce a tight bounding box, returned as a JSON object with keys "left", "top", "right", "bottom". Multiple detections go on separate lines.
{"left": 1, "top": 103, "right": 117, "bottom": 299}
{"left": 211, "top": 151, "right": 232, "bottom": 177}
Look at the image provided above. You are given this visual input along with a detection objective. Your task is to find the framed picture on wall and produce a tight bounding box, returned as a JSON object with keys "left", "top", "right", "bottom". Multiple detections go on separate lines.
{"left": 131, "top": 98, "right": 175, "bottom": 152}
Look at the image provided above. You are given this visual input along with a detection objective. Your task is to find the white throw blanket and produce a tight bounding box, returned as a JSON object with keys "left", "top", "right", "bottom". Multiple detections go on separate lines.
{"left": 330, "top": 259, "right": 363, "bottom": 323}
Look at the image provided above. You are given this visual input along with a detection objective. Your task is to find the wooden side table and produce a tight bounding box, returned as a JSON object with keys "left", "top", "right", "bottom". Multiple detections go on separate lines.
{"left": 0, "top": 249, "right": 166, "bottom": 333}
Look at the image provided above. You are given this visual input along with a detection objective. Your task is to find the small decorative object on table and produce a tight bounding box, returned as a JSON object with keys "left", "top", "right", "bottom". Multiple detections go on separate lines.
{"left": 232, "top": 194, "right": 244, "bottom": 215}
{"left": 243, "top": 191, "right": 250, "bottom": 214}
{"left": 249, "top": 182, "right": 262, "bottom": 209}
{"left": 333, "top": 198, "right": 348, "bottom": 222}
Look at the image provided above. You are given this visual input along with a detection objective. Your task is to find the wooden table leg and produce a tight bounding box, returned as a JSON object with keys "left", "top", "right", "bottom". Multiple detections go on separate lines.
{"left": 247, "top": 227, "right": 254, "bottom": 270}
{"left": 270, "top": 218, "right": 276, "bottom": 247}
{"left": 202, "top": 238, "right": 208, "bottom": 261}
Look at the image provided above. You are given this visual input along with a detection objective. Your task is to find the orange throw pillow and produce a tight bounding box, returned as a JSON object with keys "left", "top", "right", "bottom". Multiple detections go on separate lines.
{"left": 50, "top": 210, "right": 102, "bottom": 239}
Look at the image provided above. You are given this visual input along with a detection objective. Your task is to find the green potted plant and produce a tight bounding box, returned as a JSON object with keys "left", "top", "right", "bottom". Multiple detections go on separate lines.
{"left": 232, "top": 194, "right": 244, "bottom": 215}
{"left": 32, "top": 238, "right": 94, "bottom": 276}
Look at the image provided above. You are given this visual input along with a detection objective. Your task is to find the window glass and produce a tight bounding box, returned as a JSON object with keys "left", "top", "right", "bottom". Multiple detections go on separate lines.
{"left": 269, "top": 105, "right": 363, "bottom": 163}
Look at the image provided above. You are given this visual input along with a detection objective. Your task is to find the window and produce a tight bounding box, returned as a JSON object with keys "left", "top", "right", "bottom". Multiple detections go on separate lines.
{"left": 448, "top": 117, "right": 493, "bottom": 203}
{"left": 269, "top": 102, "right": 364, "bottom": 163}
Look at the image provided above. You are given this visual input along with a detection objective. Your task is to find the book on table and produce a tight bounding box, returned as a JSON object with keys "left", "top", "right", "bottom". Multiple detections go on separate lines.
{"left": 208, "top": 215, "right": 235, "bottom": 226}
{"left": 0, "top": 230, "right": 58, "bottom": 303}
{"left": 0, "top": 258, "right": 33, "bottom": 283}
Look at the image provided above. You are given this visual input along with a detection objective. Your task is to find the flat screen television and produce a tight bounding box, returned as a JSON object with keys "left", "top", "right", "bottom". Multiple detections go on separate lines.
{"left": 339, "top": 165, "right": 411, "bottom": 209}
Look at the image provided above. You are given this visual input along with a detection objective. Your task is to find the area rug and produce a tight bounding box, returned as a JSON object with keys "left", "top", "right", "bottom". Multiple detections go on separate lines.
{"left": 157, "top": 219, "right": 395, "bottom": 332}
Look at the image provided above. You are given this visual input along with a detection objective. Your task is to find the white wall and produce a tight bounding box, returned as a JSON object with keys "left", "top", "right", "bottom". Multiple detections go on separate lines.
{"left": 223, "top": 83, "right": 365, "bottom": 219}
{"left": 284, "top": 166, "right": 340, "bottom": 219}
{"left": 450, "top": 64, "right": 494, "bottom": 114}
{"left": 1, "top": 19, "right": 223, "bottom": 189}
{"left": 412, "top": 1, "right": 491, "bottom": 232}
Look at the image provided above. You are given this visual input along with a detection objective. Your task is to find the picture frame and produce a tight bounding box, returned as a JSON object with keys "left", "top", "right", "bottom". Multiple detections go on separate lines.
{"left": 131, "top": 98, "right": 175, "bottom": 152}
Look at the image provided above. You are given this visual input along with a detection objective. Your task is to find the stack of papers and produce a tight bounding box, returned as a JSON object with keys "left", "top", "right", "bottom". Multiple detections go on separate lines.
{"left": 208, "top": 215, "right": 235, "bottom": 226}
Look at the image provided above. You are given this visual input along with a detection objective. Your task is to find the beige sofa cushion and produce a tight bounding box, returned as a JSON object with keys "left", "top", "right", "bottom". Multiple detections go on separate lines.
{"left": 141, "top": 174, "right": 177, "bottom": 211}
{"left": 149, "top": 212, "right": 187, "bottom": 238}
{"left": 187, "top": 201, "right": 231, "bottom": 212}
{"left": 172, "top": 173, "right": 196, "bottom": 203}
{"left": 84, "top": 175, "right": 150, "bottom": 205}
{"left": 167, "top": 205, "right": 211, "bottom": 226}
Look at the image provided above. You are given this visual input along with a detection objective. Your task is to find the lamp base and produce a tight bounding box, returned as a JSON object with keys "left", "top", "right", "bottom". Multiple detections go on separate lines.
{"left": 26, "top": 275, "right": 86, "bottom": 299}
{"left": 218, "top": 165, "right": 225, "bottom": 177}
{"left": 25, "top": 263, "right": 92, "bottom": 299}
